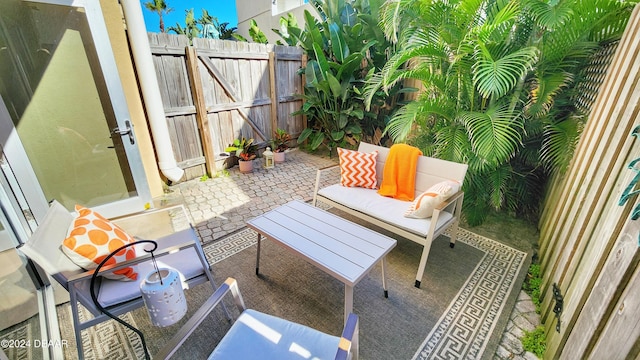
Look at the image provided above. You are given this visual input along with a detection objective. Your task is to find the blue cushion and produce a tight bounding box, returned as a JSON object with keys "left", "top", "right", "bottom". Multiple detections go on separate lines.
{"left": 209, "top": 309, "right": 340, "bottom": 360}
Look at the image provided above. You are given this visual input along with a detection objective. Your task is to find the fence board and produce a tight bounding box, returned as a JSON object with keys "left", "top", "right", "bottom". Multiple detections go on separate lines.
{"left": 149, "top": 36, "right": 303, "bottom": 178}
{"left": 589, "top": 256, "right": 640, "bottom": 359}
{"left": 561, "top": 215, "right": 640, "bottom": 358}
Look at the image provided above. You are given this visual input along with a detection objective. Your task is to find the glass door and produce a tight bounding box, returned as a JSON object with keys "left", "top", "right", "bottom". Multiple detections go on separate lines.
{"left": 0, "top": 0, "right": 151, "bottom": 221}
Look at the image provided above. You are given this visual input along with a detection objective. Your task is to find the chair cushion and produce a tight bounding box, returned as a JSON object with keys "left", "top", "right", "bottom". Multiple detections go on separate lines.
{"left": 318, "top": 184, "right": 453, "bottom": 237}
{"left": 61, "top": 205, "right": 138, "bottom": 281}
{"left": 405, "top": 180, "right": 460, "bottom": 219}
{"left": 209, "top": 309, "right": 340, "bottom": 360}
{"left": 337, "top": 147, "right": 378, "bottom": 189}
{"left": 97, "top": 228, "right": 206, "bottom": 306}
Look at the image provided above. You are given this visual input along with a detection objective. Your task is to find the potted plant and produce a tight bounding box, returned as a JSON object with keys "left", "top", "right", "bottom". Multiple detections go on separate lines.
{"left": 270, "top": 128, "right": 291, "bottom": 163}
{"left": 235, "top": 138, "right": 257, "bottom": 173}
{"left": 225, "top": 137, "right": 254, "bottom": 169}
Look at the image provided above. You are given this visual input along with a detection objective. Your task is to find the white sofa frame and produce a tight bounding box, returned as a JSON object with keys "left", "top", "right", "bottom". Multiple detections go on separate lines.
{"left": 312, "top": 142, "right": 468, "bottom": 288}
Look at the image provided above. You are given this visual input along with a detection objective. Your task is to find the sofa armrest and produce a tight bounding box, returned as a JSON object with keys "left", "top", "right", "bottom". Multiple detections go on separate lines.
{"left": 435, "top": 191, "right": 464, "bottom": 211}
{"left": 313, "top": 164, "right": 340, "bottom": 205}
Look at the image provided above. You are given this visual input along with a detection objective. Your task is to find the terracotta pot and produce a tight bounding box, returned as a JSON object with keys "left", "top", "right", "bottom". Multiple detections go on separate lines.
{"left": 238, "top": 160, "right": 253, "bottom": 173}
{"left": 274, "top": 151, "right": 286, "bottom": 163}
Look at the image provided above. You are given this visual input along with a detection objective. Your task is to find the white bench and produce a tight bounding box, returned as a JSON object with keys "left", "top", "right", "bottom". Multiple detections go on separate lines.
{"left": 312, "top": 142, "right": 468, "bottom": 288}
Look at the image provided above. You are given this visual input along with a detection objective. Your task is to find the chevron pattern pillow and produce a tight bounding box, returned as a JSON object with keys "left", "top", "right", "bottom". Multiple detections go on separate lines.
{"left": 337, "top": 148, "right": 378, "bottom": 189}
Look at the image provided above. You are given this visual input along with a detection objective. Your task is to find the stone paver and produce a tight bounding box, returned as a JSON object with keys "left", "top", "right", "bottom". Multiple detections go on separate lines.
{"left": 157, "top": 148, "right": 539, "bottom": 359}
{"left": 494, "top": 290, "right": 541, "bottom": 360}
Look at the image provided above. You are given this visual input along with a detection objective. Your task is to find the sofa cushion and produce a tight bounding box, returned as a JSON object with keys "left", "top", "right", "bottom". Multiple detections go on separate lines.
{"left": 318, "top": 185, "right": 453, "bottom": 237}
{"left": 96, "top": 228, "right": 205, "bottom": 307}
{"left": 209, "top": 309, "right": 340, "bottom": 360}
{"left": 337, "top": 147, "right": 378, "bottom": 189}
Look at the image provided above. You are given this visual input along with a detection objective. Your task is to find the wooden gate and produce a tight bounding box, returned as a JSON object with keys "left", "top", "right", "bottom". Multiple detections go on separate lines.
{"left": 148, "top": 34, "right": 305, "bottom": 180}
{"left": 537, "top": 5, "right": 640, "bottom": 358}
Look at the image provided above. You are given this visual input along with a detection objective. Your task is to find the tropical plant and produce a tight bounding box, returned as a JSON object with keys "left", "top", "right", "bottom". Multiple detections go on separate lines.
{"left": 167, "top": 9, "right": 199, "bottom": 42}
{"left": 143, "top": 0, "right": 173, "bottom": 33}
{"left": 267, "top": 0, "right": 401, "bottom": 153}
{"left": 226, "top": 137, "right": 257, "bottom": 161}
{"left": 270, "top": 128, "right": 291, "bottom": 153}
{"left": 233, "top": 19, "right": 269, "bottom": 43}
{"left": 217, "top": 22, "right": 238, "bottom": 40}
{"left": 168, "top": 9, "right": 237, "bottom": 42}
{"left": 367, "top": 0, "right": 636, "bottom": 224}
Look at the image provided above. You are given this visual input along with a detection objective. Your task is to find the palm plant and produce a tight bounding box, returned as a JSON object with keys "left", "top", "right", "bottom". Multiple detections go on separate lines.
{"left": 367, "top": 0, "right": 635, "bottom": 224}
{"left": 143, "top": 0, "right": 173, "bottom": 33}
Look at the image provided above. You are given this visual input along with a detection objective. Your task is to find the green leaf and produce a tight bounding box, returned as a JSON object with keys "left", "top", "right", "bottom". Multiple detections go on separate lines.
{"left": 331, "top": 130, "right": 345, "bottom": 141}
{"left": 305, "top": 61, "right": 320, "bottom": 86}
{"left": 313, "top": 42, "right": 330, "bottom": 76}
{"left": 329, "top": 22, "right": 349, "bottom": 62}
{"left": 327, "top": 73, "right": 342, "bottom": 99}
{"left": 297, "top": 128, "right": 314, "bottom": 144}
{"left": 309, "top": 132, "right": 325, "bottom": 150}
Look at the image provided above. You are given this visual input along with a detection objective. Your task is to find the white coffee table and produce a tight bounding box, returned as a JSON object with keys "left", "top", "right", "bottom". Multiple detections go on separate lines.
{"left": 246, "top": 200, "right": 397, "bottom": 324}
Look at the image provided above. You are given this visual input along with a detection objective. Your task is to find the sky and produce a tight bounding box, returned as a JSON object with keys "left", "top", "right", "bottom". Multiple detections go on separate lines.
{"left": 139, "top": 0, "right": 238, "bottom": 33}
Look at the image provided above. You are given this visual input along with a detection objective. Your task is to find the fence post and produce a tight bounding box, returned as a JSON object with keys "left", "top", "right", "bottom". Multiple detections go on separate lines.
{"left": 269, "top": 51, "right": 278, "bottom": 138}
{"left": 185, "top": 46, "right": 216, "bottom": 175}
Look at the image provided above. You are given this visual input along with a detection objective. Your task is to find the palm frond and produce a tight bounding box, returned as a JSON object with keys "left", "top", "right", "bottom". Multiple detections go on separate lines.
{"left": 473, "top": 46, "right": 539, "bottom": 99}
{"left": 526, "top": 70, "right": 573, "bottom": 118}
{"left": 525, "top": 0, "right": 574, "bottom": 30}
{"left": 540, "top": 114, "right": 585, "bottom": 174}
{"left": 434, "top": 122, "right": 471, "bottom": 163}
{"left": 386, "top": 96, "right": 454, "bottom": 142}
{"left": 461, "top": 105, "right": 523, "bottom": 167}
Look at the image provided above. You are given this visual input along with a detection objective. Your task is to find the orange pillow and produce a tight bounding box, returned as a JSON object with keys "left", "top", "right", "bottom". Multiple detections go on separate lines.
{"left": 61, "top": 205, "right": 138, "bottom": 281}
{"left": 337, "top": 148, "right": 378, "bottom": 189}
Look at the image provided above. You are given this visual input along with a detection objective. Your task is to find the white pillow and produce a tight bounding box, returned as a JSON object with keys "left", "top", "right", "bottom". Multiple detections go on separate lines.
{"left": 404, "top": 181, "right": 460, "bottom": 219}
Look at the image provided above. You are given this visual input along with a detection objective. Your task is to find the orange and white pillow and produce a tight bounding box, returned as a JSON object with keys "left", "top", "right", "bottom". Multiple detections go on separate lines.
{"left": 338, "top": 148, "right": 378, "bottom": 189}
{"left": 61, "top": 205, "right": 138, "bottom": 281}
{"left": 404, "top": 180, "right": 460, "bottom": 219}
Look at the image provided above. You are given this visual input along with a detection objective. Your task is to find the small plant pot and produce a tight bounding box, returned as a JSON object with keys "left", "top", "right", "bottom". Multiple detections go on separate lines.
{"left": 238, "top": 160, "right": 253, "bottom": 173}
{"left": 274, "top": 151, "right": 286, "bottom": 163}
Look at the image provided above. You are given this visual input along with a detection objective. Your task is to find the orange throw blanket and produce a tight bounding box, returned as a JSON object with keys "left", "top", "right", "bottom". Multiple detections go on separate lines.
{"left": 377, "top": 144, "right": 423, "bottom": 201}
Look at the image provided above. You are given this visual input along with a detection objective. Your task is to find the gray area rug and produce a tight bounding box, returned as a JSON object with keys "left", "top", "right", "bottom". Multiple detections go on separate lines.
{"left": 48, "top": 223, "right": 525, "bottom": 359}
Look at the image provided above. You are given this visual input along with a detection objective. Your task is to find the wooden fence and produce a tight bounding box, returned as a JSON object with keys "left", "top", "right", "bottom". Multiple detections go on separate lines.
{"left": 537, "top": 4, "right": 640, "bottom": 359}
{"left": 148, "top": 34, "right": 306, "bottom": 180}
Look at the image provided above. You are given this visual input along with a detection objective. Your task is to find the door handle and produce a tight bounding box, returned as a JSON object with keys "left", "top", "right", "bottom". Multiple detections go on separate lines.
{"left": 110, "top": 120, "right": 135, "bottom": 145}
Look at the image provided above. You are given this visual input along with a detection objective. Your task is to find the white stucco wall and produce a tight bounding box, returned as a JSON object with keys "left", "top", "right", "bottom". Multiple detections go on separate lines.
{"left": 236, "top": 0, "right": 315, "bottom": 44}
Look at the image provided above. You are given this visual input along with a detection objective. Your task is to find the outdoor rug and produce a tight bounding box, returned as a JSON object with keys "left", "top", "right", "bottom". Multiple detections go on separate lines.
{"left": 52, "top": 223, "right": 526, "bottom": 359}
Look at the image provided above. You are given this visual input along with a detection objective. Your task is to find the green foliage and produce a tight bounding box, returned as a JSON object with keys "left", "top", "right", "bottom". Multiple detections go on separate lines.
{"left": 233, "top": 19, "right": 269, "bottom": 43}
{"left": 265, "top": 0, "right": 401, "bottom": 152}
{"left": 270, "top": 128, "right": 291, "bottom": 152}
{"left": 524, "top": 263, "right": 542, "bottom": 312}
{"left": 522, "top": 325, "right": 546, "bottom": 358}
{"left": 166, "top": 8, "right": 237, "bottom": 43}
{"left": 369, "top": 0, "right": 636, "bottom": 225}
{"left": 199, "top": 174, "right": 209, "bottom": 181}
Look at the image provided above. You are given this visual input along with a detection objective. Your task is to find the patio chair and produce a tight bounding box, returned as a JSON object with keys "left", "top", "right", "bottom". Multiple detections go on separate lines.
{"left": 18, "top": 200, "right": 221, "bottom": 360}
{"left": 156, "top": 277, "right": 359, "bottom": 360}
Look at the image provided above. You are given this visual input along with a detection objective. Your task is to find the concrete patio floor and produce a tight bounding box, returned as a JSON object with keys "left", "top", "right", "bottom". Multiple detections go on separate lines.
{"left": 157, "top": 148, "right": 541, "bottom": 360}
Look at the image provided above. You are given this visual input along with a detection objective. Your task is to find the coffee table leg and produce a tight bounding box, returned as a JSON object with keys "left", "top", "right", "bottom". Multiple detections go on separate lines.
{"left": 344, "top": 284, "right": 353, "bottom": 326}
{"left": 382, "top": 257, "right": 389, "bottom": 298}
{"left": 256, "top": 233, "right": 262, "bottom": 275}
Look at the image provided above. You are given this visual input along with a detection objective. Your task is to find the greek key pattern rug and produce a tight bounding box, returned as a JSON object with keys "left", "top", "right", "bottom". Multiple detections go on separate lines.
{"left": 412, "top": 229, "right": 527, "bottom": 359}
{"left": 204, "top": 227, "right": 526, "bottom": 360}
